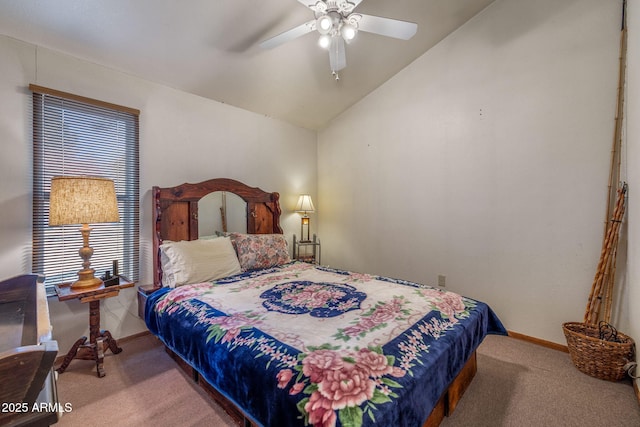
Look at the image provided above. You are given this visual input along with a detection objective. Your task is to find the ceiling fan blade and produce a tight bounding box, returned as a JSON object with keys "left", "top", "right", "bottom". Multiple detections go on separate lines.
{"left": 259, "top": 20, "right": 316, "bottom": 50}
{"left": 355, "top": 13, "right": 418, "bottom": 40}
{"left": 329, "top": 36, "right": 346, "bottom": 71}
{"left": 297, "top": 0, "right": 317, "bottom": 7}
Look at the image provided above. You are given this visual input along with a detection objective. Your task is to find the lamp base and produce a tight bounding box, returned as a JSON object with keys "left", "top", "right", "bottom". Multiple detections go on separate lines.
{"left": 71, "top": 269, "right": 103, "bottom": 290}
{"left": 300, "top": 216, "right": 311, "bottom": 243}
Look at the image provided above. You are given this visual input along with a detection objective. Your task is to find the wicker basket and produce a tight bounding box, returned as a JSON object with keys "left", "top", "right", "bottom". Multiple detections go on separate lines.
{"left": 562, "top": 322, "right": 635, "bottom": 381}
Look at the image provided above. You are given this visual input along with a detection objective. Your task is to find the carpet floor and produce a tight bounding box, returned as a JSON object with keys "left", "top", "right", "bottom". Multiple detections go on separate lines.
{"left": 54, "top": 333, "right": 639, "bottom": 427}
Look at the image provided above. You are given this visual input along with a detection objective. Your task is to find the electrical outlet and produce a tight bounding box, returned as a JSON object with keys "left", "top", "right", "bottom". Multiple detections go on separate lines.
{"left": 438, "top": 274, "right": 446, "bottom": 287}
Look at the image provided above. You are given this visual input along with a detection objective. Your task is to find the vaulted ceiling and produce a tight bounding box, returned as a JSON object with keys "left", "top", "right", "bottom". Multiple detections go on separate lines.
{"left": 0, "top": 0, "right": 495, "bottom": 130}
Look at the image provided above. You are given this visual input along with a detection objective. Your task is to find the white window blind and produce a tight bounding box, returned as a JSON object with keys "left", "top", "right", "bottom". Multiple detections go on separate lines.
{"left": 31, "top": 85, "right": 140, "bottom": 293}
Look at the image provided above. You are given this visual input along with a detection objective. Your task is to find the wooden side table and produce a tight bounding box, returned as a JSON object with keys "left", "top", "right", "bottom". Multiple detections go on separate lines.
{"left": 54, "top": 276, "right": 135, "bottom": 377}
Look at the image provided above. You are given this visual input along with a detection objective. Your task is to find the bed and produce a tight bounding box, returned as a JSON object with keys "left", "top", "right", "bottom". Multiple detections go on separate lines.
{"left": 144, "top": 178, "right": 506, "bottom": 427}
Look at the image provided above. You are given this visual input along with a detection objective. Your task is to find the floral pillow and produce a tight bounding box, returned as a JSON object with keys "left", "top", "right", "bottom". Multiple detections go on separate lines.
{"left": 231, "top": 233, "right": 291, "bottom": 271}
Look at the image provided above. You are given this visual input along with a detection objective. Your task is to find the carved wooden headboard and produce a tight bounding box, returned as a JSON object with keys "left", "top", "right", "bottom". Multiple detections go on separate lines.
{"left": 152, "top": 178, "right": 283, "bottom": 288}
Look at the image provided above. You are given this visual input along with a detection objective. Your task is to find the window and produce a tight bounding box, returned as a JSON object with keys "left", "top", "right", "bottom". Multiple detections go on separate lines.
{"left": 31, "top": 85, "right": 139, "bottom": 294}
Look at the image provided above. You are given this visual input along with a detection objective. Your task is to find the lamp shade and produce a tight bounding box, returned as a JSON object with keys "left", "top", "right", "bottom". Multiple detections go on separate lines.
{"left": 295, "top": 194, "right": 315, "bottom": 214}
{"left": 49, "top": 176, "right": 120, "bottom": 226}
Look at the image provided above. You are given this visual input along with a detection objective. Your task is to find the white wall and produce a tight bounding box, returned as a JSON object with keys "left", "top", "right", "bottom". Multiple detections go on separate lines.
{"left": 318, "top": 0, "right": 625, "bottom": 345}
{"left": 0, "top": 36, "right": 317, "bottom": 352}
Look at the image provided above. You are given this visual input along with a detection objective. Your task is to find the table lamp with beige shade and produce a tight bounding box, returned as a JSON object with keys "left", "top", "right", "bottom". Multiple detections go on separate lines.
{"left": 48, "top": 176, "right": 120, "bottom": 290}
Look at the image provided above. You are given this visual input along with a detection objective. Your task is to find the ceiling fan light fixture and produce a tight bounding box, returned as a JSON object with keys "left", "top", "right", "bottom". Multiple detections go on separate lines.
{"left": 316, "top": 15, "right": 333, "bottom": 35}
{"left": 341, "top": 22, "right": 357, "bottom": 42}
{"left": 318, "top": 34, "right": 331, "bottom": 49}
{"left": 259, "top": 0, "right": 419, "bottom": 77}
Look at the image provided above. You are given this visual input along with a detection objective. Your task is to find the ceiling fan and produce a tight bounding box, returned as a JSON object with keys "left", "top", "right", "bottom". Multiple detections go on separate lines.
{"left": 260, "top": 0, "right": 418, "bottom": 79}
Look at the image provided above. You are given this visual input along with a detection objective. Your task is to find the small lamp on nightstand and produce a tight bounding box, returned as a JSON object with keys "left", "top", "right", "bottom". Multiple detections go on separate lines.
{"left": 49, "top": 176, "right": 120, "bottom": 290}
{"left": 295, "top": 194, "right": 315, "bottom": 242}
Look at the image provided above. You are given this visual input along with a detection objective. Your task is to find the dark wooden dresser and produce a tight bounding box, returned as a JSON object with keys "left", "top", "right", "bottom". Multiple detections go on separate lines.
{"left": 0, "top": 274, "right": 60, "bottom": 426}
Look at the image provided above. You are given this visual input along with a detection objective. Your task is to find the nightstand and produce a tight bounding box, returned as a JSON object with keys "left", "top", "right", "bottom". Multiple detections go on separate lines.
{"left": 54, "top": 276, "right": 134, "bottom": 377}
{"left": 293, "top": 234, "right": 321, "bottom": 264}
{"left": 137, "top": 284, "right": 158, "bottom": 319}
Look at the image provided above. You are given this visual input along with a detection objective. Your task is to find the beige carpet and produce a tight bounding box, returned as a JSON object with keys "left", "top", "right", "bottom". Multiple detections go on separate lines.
{"left": 54, "top": 334, "right": 235, "bottom": 427}
{"left": 442, "top": 335, "right": 639, "bottom": 427}
{"left": 54, "top": 333, "right": 639, "bottom": 427}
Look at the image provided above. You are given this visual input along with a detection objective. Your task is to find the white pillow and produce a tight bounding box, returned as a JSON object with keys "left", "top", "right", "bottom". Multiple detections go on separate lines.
{"left": 159, "top": 237, "right": 241, "bottom": 287}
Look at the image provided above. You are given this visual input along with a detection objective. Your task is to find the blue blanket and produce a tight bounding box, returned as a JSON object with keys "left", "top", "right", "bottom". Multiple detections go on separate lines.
{"left": 146, "top": 262, "right": 505, "bottom": 427}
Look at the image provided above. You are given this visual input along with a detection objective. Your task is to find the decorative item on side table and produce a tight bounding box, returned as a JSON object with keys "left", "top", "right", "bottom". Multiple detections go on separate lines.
{"left": 294, "top": 194, "right": 315, "bottom": 242}
{"left": 48, "top": 176, "right": 120, "bottom": 290}
{"left": 102, "top": 260, "right": 120, "bottom": 287}
{"left": 293, "top": 234, "right": 321, "bottom": 265}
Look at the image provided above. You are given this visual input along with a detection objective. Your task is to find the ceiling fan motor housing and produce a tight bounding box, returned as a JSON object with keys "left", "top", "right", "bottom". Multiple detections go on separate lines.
{"left": 312, "top": 0, "right": 356, "bottom": 15}
{"left": 313, "top": 0, "right": 361, "bottom": 44}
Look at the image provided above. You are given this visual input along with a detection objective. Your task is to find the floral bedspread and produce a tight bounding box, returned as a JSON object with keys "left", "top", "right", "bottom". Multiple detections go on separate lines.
{"left": 145, "top": 262, "right": 505, "bottom": 427}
